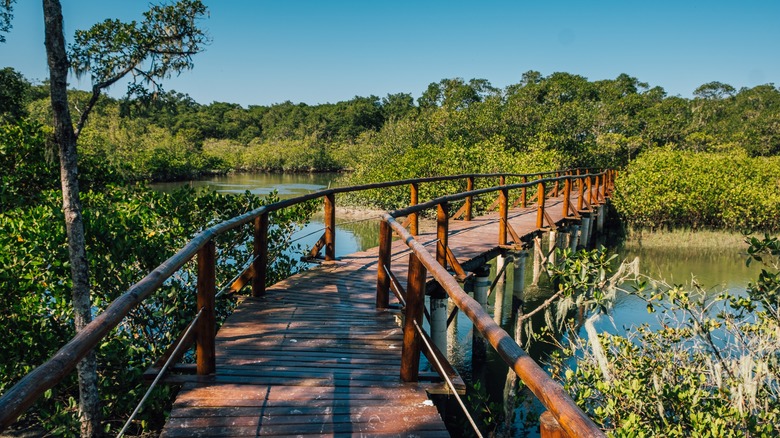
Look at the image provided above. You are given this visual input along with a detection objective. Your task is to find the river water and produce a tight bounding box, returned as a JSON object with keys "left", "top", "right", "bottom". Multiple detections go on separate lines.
{"left": 154, "top": 172, "right": 760, "bottom": 435}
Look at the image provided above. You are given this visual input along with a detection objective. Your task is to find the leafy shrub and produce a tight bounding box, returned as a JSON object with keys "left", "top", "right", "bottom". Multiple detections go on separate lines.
{"left": 546, "top": 239, "right": 780, "bottom": 436}
{"left": 613, "top": 149, "right": 780, "bottom": 231}
{"left": 0, "top": 118, "right": 57, "bottom": 210}
{"left": 0, "top": 185, "right": 315, "bottom": 435}
{"left": 338, "top": 135, "right": 563, "bottom": 210}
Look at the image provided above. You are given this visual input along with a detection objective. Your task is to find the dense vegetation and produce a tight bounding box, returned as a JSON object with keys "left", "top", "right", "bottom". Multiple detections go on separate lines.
{"left": 5, "top": 66, "right": 779, "bottom": 229}
{"left": 0, "top": 74, "right": 317, "bottom": 434}
{"left": 546, "top": 236, "right": 780, "bottom": 437}
{"left": 614, "top": 150, "right": 780, "bottom": 231}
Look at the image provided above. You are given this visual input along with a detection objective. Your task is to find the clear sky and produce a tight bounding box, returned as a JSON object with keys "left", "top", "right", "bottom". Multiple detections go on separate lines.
{"left": 1, "top": 0, "right": 778, "bottom": 107}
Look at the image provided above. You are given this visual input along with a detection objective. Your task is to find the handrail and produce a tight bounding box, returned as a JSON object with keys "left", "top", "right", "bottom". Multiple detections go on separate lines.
{"left": 382, "top": 211, "right": 606, "bottom": 438}
{"left": 0, "top": 167, "right": 611, "bottom": 431}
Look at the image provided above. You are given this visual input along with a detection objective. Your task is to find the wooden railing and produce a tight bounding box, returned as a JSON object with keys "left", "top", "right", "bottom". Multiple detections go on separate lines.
{"left": 0, "top": 168, "right": 614, "bottom": 433}
{"left": 378, "top": 170, "right": 614, "bottom": 437}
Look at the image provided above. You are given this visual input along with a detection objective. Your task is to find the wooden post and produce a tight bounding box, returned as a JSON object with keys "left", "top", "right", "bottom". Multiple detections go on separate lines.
{"left": 196, "top": 240, "right": 216, "bottom": 375}
{"left": 465, "top": 176, "right": 474, "bottom": 221}
{"left": 376, "top": 220, "right": 392, "bottom": 309}
{"left": 410, "top": 182, "right": 419, "bottom": 236}
{"left": 252, "top": 213, "right": 268, "bottom": 297}
{"left": 587, "top": 175, "right": 594, "bottom": 206}
{"left": 540, "top": 410, "right": 568, "bottom": 438}
{"left": 324, "top": 193, "right": 336, "bottom": 261}
{"left": 553, "top": 172, "right": 560, "bottom": 197}
{"left": 536, "top": 182, "right": 546, "bottom": 229}
{"left": 437, "top": 202, "right": 449, "bottom": 269}
{"left": 499, "top": 186, "right": 508, "bottom": 246}
{"left": 562, "top": 177, "right": 571, "bottom": 218}
{"left": 400, "top": 253, "right": 426, "bottom": 382}
{"left": 577, "top": 176, "right": 584, "bottom": 212}
{"left": 521, "top": 175, "right": 528, "bottom": 208}
{"left": 593, "top": 175, "right": 601, "bottom": 205}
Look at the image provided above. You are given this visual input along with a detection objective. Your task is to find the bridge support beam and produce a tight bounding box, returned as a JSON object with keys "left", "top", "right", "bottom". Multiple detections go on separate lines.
{"left": 569, "top": 224, "right": 580, "bottom": 251}
{"left": 580, "top": 215, "right": 592, "bottom": 249}
{"left": 548, "top": 230, "right": 557, "bottom": 265}
{"left": 597, "top": 204, "right": 605, "bottom": 233}
{"left": 512, "top": 251, "right": 528, "bottom": 298}
{"left": 493, "top": 253, "right": 508, "bottom": 325}
{"left": 471, "top": 264, "right": 491, "bottom": 363}
{"left": 532, "top": 235, "right": 543, "bottom": 285}
{"left": 447, "top": 299, "right": 458, "bottom": 362}
{"left": 430, "top": 289, "right": 448, "bottom": 354}
{"left": 474, "top": 265, "right": 491, "bottom": 310}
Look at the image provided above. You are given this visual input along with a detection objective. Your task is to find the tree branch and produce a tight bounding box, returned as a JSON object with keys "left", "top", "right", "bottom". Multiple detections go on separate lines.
{"left": 517, "top": 290, "right": 565, "bottom": 325}
{"left": 74, "top": 63, "right": 136, "bottom": 139}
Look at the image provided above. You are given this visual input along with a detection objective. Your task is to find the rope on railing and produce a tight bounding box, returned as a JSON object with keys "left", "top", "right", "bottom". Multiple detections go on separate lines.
{"left": 288, "top": 227, "right": 326, "bottom": 245}
{"left": 116, "top": 307, "right": 204, "bottom": 438}
{"left": 413, "top": 320, "right": 483, "bottom": 438}
{"left": 215, "top": 253, "right": 259, "bottom": 299}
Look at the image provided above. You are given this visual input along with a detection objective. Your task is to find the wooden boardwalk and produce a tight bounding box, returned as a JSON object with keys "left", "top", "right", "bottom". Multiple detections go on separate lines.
{"left": 161, "top": 197, "right": 573, "bottom": 437}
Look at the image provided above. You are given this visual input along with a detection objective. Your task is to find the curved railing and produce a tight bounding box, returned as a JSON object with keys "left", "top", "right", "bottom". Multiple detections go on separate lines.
{"left": 0, "top": 168, "right": 614, "bottom": 436}
{"left": 377, "top": 170, "right": 615, "bottom": 437}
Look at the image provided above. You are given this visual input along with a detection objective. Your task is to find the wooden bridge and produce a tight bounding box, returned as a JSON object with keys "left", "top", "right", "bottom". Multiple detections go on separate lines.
{"left": 0, "top": 170, "right": 614, "bottom": 437}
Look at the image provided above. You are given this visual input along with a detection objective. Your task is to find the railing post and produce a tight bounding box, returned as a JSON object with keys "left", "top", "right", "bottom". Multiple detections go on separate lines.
{"left": 465, "top": 176, "right": 474, "bottom": 221}
{"left": 553, "top": 172, "right": 560, "bottom": 197}
{"left": 593, "top": 175, "right": 601, "bottom": 205}
{"left": 400, "top": 253, "right": 426, "bottom": 382}
{"left": 562, "top": 177, "right": 571, "bottom": 218}
{"left": 437, "top": 202, "right": 448, "bottom": 269}
{"left": 577, "top": 176, "right": 584, "bottom": 212}
{"left": 521, "top": 175, "right": 528, "bottom": 208}
{"left": 499, "top": 186, "right": 508, "bottom": 246}
{"left": 252, "top": 213, "right": 268, "bottom": 297}
{"left": 376, "top": 220, "right": 392, "bottom": 310}
{"left": 587, "top": 175, "right": 594, "bottom": 206}
{"left": 324, "top": 193, "right": 336, "bottom": 261}
{"left": 536, "top": 181, "right": 546, "bottom": 229}
{"left": 196, "top": 240, "right": 216, "bottom": 375}
{"left": 410, "top": 183, "right": 419, "bottom": 236}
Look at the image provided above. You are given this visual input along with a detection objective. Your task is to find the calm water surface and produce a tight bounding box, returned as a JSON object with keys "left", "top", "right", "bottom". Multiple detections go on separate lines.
{"left": 152, "top": 172, "right": 379, "bottom": 255}
{"left": 156, "top": 172, "right": 760, "bottom": 435}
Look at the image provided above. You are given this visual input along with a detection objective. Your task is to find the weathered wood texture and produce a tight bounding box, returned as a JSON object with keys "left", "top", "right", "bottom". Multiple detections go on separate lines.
{"left": 161, "top": 192, "right": 591, "bottom": 437}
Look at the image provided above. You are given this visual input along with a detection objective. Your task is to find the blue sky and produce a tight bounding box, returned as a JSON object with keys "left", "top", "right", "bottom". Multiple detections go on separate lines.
{"left": 1, "top": 1, "right": 778, "bottom": 107}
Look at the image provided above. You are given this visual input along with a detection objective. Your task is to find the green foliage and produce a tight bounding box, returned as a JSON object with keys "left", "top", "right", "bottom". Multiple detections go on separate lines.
{"left": 745, "top": 234, "right": 780, "bottom": 321}
{"left": 0, "top": 66, "right": 30, "bottom": 120}
{"left": 547, "top": 239, "right": 780, "bottom": 437}
{"left": 466, "top": 380, "right": 501, "bottom": 435}
{"left": 0, "top": 0, "right": 13, "bottom": 43}
{"left": 69, "top": 0, "right": 209, "bottom": 93}
{"left": 339, "top": 134, "right": 561, "bottom": 210}
{"left": 0, "top": 118, "right": 57, "bottom": 209}
{"left": 0, "top": 185, "right": 315, "bottom": 434}
{"left": 613, "top": 149, "right": 780, "bottom": 231}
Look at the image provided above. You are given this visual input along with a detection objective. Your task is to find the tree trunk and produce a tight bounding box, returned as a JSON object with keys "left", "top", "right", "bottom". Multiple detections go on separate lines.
{"left": 42, "top": 1, "right": 101, "bottom": 436}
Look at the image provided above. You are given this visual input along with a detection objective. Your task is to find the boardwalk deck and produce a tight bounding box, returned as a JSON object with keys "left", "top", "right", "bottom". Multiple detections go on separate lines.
{"left": 161, "top": 196, "right": 579, "bottom": 437}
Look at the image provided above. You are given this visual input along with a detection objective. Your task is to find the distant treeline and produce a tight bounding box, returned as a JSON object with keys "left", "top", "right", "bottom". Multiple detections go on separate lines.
{"left": 2, "top": 66, "right": 780, "bottom": 229}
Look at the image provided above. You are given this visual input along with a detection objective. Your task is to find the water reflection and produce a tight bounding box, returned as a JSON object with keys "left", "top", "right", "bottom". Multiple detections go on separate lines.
{"left": 151, "top": 172, "right": 342, "bottom": 197}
